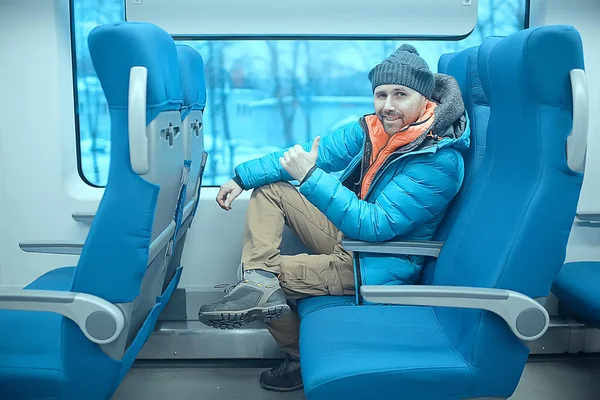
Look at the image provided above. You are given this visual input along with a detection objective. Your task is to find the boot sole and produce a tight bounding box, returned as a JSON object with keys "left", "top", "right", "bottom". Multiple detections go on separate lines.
{"left": 260, "top": 381, "right": 304, "bottom": 392}
{"left": 198, "top": 304, "right": 291, "bottom": 329}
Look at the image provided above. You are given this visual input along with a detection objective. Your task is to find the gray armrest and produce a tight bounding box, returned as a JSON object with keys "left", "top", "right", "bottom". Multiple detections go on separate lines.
{"left": 20, "top": 221, "right": 173, "bottom": 259}
{"left": 0, "top": 288, "right": 125, "bottom": 344}
{"left": 341, "top": 239, "right": 443, "bottom": 257}
{"left": 19, "top": 241, "right": 84, "bottom": 255}
{"left": 361, "top": 285, "right": 548, "bottom": 341}
{"left": 577, "top": 212, "right": 600, "bottom": 223}
{"left": 72, "top": 212, "right": 95, "bottom": 224}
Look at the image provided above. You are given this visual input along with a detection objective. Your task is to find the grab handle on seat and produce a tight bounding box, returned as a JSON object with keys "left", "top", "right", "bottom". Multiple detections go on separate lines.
{"left": 128, "top": 66, "right": 149, "bottom": 175}
{"left": 567, "top": 69, "right": 588, "bottom": 173}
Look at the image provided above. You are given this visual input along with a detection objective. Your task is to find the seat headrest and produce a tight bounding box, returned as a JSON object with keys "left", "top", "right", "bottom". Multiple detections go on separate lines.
{"left": 447, "top": 46, "right": 477, "bottom": 110}
{"left": 477, "top": 36, "right": 503, "bottom": 103}
{"left": 467, "top": 51, "right": 487, "bottom": 106}
{"left": 88, "top": 22, "right": 183, "bottom": 124}
{"left": 522, "top": 25, "right": 583, "bottom": 106}
{"left": 487, "top": 25, "right": 584, "bottom": 109}
{"left": 176, "top": 44, "right": 207, "bottom": 120}
{"left": 438, "top": 53, "right": 456, "bottom": 74}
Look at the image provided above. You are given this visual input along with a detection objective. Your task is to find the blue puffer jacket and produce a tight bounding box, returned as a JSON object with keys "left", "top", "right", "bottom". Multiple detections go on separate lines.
{"left": 233, "top": 74, "right": 470, "bottom": 290}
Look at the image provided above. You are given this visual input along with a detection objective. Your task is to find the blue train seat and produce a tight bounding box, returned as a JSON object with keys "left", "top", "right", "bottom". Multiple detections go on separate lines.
{"left": 177, "top": 44, "right": 207, "bottom": 209}
{"left": 418, "top": 40, "right": 499, "bottom": 285}
{"left": 0, "top": 22, "right": 187, "bottom": 399}
{"left": 162, "top": 44, "right": 208, "bottom": 291}
{"left": 437, "top": 52, "right": 453, "bottom": 74}
{"left": 546, "top": 37, "right": 595, "bottom": 330}
{"left": 299, "top": 25, "right": 585, "bottom": 400}
{"left": 553, "top": 261, "right": 600, "bottom": 326}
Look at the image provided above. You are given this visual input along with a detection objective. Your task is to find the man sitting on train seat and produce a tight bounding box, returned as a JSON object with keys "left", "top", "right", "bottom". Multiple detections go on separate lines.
{"left": 198, "top": 44, "right": 468, "bottom": 391}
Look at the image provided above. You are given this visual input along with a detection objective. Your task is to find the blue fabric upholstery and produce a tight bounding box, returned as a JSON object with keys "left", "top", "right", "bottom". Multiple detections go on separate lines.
{"left": 176, "top": 44, "right": 207, "bottom": 120}
{"left": 85, "top": 22, "right": 183, "bottom": 125}
{"left": 300, "top": 25, "right": 585, "bottom": 400}
{"left": 464, "top": 45, "right": 491, "bottom": 171}
{"left": 553, "top": 262, "right": 600, "bottom": 327}
{"left": 421, "top": 41, "right": 498, "bottom": 284}
{"left": 477, "top": 36, "right": 503, "bottom": 107}
{"left": 301, "top": 306, "right": 472, "bottom": 398}
{"left": 0, "top": 266, "right": 98, "bottom": 400}
{"left": 445, "top": 46, "right": 476, "bottom": 106}
{"left": 0, "top": 22, "right": 185, "bottom": 400}
{"left": 437, "top": 53, "right": 453, "bottom": 74}
{"left": 298, "top": 295, "right": 356, "bottom": 319}
{"left": 175, "top": 43, "right": 206, "bottom": 196}
{"left": 421, "top": 46, "right": 484, "bottom": 285}
{"left": 165, "top": 44, "right": 207, "bottom": 291}
{"left": 0, "top": 309, "right": 64, "bottom": 399}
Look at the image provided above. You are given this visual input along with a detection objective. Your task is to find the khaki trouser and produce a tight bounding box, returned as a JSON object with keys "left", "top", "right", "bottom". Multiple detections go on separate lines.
{"left": 241, "top": 182, "right": 355, "bottom": 357}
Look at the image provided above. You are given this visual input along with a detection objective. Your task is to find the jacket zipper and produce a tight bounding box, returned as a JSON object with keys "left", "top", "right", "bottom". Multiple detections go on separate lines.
{"left": 356, "top": 117, "right": 372, "bottom": 195}
{"left": 337, "top": 116, "right": 370, "bottom": 185}
{"left": 351, "top": 113, "right": 453, "bottom": 301}
{"left": 364, "top": 125, "right": 437, "bottom": 201}
{"left": 359, "top": 115, "right": 434, "bottom": 200}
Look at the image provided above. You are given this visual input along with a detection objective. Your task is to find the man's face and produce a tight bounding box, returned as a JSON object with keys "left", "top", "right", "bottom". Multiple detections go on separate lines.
{"left": 374, "top": 84, "right": 427, "bottom": 135}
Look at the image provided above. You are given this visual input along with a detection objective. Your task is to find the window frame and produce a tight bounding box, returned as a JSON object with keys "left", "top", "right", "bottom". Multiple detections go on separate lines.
{"left": 70, "top": 0, "right": 531, "bottom": 188}
{"left": 70, "top": 0, "right": 103, "bottom": 188}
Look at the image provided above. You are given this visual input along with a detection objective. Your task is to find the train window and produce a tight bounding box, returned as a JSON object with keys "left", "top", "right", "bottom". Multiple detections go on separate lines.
{"left": 72, "top": 0, "right": 528, "bottom": 187}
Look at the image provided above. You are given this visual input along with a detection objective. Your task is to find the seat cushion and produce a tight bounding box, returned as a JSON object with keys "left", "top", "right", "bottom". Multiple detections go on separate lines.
{"left": 299, "top": 305, "right": 472, "bottom": 400}
{"left": 0, "top": 267, "right": 75, "bottom": 399}
{"left": 0, "top": 309, "right": 65, "bottom": 399}
{"left": 298, "top": 295, "right": 355, "bottom": 319}
{"left": 552, "top": 261, "right": 600, "bottom": 326}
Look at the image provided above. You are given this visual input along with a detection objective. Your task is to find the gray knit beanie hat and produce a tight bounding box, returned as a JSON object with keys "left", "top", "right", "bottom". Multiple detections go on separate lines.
{"left": 368, "top": 44, "right": 435, "bottom": 99}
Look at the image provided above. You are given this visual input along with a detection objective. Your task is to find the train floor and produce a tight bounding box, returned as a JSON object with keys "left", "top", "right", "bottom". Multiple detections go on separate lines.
{"left": 112, "top": 355, "right": 600, "bottom": 399}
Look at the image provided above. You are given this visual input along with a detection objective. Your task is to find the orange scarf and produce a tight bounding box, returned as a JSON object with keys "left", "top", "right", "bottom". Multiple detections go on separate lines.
{"left": 360, "top": 100, "right": 437, "bottom": 199}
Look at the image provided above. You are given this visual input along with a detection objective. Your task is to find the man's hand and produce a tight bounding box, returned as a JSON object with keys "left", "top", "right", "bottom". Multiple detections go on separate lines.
{"left": 279, "top": 137, "right": 321, "bottom": 182}
{"left": 217, "top": 179, "right": 243, "bottom": 211}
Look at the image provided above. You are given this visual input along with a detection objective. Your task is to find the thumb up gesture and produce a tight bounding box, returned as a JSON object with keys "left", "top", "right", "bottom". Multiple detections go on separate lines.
{"left": 279, "top": 137, "right": 321, "bottom": 182}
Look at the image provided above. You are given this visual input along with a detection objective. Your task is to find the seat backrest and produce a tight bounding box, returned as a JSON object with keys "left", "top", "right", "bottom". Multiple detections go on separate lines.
{"left": 463, "top": 41, "right": 494, "bottom": 172}
{"left": 437, "top": 52, "right": 453, "bottom": 74}
{"left": 177, "top": 44, "right": 207, "bottom": 212}
{"left": 442, "top": 46, "right": 474, "bottom": 97}
{"left": 158, "top": 45, "right": 207, "bottom": 297}
{"left": 431, "top": 25, "right": 585, "bottom": 394}
{"left": 420, "top": 45, "right": 487, "bottom": 284}
{"left": 69, "top": 22, "right": 185, "bottom": 359}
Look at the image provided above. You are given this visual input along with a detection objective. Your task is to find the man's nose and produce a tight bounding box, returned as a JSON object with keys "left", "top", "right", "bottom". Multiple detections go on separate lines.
{"left": 383, "top": 97, "right": 395, "bottom": 111}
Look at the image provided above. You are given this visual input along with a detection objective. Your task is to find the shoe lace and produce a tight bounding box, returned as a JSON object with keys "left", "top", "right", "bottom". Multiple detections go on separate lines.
{"left": 214, "top": 282, "right": 240, "bottom": 294}
{"left": 214, "top": 263, "right": 246, "bottom": 295}
{"left": 272, "top": 357, "right": 292, "bottom": 377}
{"left": 272, "top": 355, "right": 298, "bottom": 377}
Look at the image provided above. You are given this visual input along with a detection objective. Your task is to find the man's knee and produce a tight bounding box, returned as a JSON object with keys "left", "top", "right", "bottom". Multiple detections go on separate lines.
{"left": 254, "top": 182, "right": 293, "bottom": 196}
{"left": 251, "top": 182, "right": 296, "bottom": 204}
